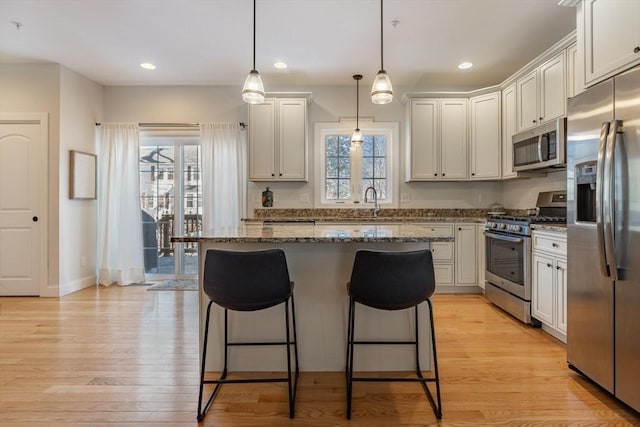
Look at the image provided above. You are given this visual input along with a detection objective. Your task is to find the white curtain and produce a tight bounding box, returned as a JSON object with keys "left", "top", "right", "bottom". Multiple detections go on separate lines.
{"left": 200, "top": 123, "right": 247, "bottom": 229}
{"left": 96, "top": 123, "right": 145, "bottom": 286}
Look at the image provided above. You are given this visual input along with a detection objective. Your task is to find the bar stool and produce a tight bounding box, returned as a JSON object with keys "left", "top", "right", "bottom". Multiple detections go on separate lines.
{"left": 197, "top": 248, "right": 299, "bottom": 422}
{"left": 345, "top": 249, "right": 442, "bottom": 419}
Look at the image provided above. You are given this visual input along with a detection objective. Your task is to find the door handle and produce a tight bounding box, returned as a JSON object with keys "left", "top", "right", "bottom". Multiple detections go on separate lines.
{"left": 603, "top": 120, "right": 622, "bottom": 281}
{"left": 596, "top": 122, "right": 610, "bottom": 277}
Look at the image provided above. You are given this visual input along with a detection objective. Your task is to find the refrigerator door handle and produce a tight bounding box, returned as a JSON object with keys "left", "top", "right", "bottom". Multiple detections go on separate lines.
{"left": 603, "top": 119, "right": 621, "bottom": 281}
{"left": 596, "top": 121, "right": 610, "bottom": 277}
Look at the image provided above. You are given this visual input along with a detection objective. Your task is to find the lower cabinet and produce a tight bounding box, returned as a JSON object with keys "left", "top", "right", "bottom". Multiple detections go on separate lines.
{"left": 531, "top": 230, "right": 567, "bottom": 342}
{"left": 415, "top": 222, "right": 479, "bottom": 289}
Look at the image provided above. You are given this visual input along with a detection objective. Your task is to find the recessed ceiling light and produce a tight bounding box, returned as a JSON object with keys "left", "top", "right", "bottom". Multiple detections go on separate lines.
{"left": 458, "top": 62, "right": 473, "bottom": 70}
{"left": 274, "top": 61, "right": 288, "bottom": 69}
{"left": 140, "top": 63, "right": 156, "bottom": 70}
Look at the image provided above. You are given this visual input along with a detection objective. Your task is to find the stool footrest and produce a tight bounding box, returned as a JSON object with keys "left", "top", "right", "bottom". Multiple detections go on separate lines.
{"left": 227, "top": 341, "right": 294, "bottom": 346}
{"left": 353, "top": 340, "right": 417, "bottom": 345}
{"left": 204, "top": 377, "right": 289, "bottom": 385}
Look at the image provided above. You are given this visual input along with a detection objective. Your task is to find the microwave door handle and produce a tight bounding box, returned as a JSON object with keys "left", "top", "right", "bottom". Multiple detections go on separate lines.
{"left": 596, "top": 122, "right": 610, "bottom": 277}
{"left": 603, "top": 120, "right": 621, "bottom": 281}
{"left": 537, "top": 135, "right": 544, "bottom": 162}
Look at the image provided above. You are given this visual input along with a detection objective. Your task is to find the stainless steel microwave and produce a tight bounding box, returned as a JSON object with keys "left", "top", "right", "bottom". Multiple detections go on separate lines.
{"left": 512, "top": 118, "right": 566, "bottom": 172}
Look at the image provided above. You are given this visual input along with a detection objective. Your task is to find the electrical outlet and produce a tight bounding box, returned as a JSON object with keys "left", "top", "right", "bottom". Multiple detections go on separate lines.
{"left": 401, "top": 193, "right": 410, "bottom": 203}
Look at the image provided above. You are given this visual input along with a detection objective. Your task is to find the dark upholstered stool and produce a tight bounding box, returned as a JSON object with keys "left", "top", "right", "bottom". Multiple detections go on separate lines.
{"left": 345, "top": 249, "right": 442, "bottom": 419}
{"left": 197, "top": 248, "right": 299, "bottom": 422}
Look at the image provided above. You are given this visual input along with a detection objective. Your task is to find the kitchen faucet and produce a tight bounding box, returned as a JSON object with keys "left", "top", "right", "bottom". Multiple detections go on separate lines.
{"left": 364, "top": 186, "right": 380, "bottom": 217}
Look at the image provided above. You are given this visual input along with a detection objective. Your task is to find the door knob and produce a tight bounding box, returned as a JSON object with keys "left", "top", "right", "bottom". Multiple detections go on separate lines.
{"left": 634, "top": 46, "right": 640, "bottom": 53}
{"left": 33, "top": 216, "right": 38, "bottom": 222}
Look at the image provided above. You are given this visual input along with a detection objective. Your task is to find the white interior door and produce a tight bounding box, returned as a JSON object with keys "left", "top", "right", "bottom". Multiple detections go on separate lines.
{"left": 0, "top": 115, "right": 47, "bottom": 296}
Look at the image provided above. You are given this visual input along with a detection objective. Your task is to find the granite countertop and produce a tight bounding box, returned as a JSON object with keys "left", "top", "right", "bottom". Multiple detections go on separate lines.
{"left": 531, "top": 224, "right": 567, "bottom": 233}
{"left": 171, "top": 223, "right": 456, "bottom": 243}
{"left": 249, "top": 208, "right": 500, "bottom": 222}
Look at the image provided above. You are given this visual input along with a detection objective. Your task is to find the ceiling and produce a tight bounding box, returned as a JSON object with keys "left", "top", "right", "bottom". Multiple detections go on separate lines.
{"left": 0, "top": 0, "right": 576, "bottom": 90}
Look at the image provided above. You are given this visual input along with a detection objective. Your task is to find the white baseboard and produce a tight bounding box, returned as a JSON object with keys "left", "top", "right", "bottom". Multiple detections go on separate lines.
{"left": 59, "top": 275, "right": 96, "bottom": 296}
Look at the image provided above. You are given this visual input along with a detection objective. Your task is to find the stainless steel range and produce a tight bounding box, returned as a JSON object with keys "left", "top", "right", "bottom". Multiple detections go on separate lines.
{"left": 484, "top": 191, "right": 567, "bottom": 325}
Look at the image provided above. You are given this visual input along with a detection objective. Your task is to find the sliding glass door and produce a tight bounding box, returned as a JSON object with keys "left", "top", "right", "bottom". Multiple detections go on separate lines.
{"left": 139, "top": 137, "right": 201, "bottom": 277}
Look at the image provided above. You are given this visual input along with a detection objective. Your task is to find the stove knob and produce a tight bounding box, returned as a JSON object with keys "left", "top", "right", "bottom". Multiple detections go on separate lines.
{"left": 513, "top": 225, "right": 522, "bottom": 232}
{"left": 498, "top": 223, "right": 506, "bottom": 230}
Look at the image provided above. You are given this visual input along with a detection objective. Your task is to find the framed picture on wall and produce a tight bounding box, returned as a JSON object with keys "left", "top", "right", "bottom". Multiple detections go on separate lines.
{"left": 69, "top": 150, "right": 97, "bottom": 200}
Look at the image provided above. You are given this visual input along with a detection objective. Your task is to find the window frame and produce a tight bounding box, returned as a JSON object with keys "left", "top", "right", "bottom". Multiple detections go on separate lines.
{"left": 314, "top": 119, "right": 399, "bottom": 208}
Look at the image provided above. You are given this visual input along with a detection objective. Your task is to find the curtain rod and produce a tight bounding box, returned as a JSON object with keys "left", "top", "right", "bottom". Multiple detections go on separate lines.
{"left": 95, "top": 122, "right": 247, "bottom": 128}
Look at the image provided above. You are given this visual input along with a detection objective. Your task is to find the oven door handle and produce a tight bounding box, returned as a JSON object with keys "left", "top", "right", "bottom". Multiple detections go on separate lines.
{"left": 484, "top": 231, "right": 524, "bottom": 243}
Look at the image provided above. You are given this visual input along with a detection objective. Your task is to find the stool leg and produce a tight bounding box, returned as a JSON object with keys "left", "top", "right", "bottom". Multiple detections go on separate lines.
{"left": 290, "top": 295, "right": 300, "bottom": 398}
{"left": 197, "top": 300, "right": 214, "bottom": 422}
{"left": 345, "top": 295, "right": 353, "bottom": 385}
{"left": 285, "top": 298, "right": 294, "bottom": 418}
{"left": 427, "top": 298, "right": 443, "bottom": 418}
{"left": 346, "top": 297, "right": 356, "bottom": 420}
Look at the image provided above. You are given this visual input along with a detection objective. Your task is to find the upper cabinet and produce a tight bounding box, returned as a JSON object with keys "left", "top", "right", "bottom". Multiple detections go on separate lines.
{"left": 566, "top": 43, "right": 580, "bottom": 98}
{"left": 516, "top": 51, "right": 566, "bottom": 132}
{"left": 249, "top": 98, "right": 308, "bottom": 181}
{"left": 501, "top": 83, "right": 517, "bottom": 179}
{"left": 582, "top": 0, "right": 640, "bottom": 88}
{"left": 406, "top": 98, "right": 468, "bottom": 181}
{"left": 470, "top": 92, "right": 501, "bottom": 180}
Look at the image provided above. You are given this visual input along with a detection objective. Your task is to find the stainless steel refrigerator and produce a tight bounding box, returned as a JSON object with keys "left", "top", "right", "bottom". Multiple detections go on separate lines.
{"left": 567, "top": 64, "right": 640, "bottom": 413}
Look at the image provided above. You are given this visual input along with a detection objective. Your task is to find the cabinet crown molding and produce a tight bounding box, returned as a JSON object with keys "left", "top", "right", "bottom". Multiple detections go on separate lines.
{"left": 264, "top": 92, "right": 313, "bottom": 103}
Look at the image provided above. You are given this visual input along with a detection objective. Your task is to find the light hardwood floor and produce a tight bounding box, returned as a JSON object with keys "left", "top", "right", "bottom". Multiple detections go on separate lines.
{"left": 1, "top": 287, "right": 638, "bottom": 427}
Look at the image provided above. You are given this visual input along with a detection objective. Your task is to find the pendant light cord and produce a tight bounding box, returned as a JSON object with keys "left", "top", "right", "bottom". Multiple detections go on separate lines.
{"left": 380, "top": 0, "right": 384, "bottom": 70}
{"left": 252, "top": 0, "right": 256, "bottom": 70}
{"left": 356, "top": 77, "right": 359, "bottom": 129}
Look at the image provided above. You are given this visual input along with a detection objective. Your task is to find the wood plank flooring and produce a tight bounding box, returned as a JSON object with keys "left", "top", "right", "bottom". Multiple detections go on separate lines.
{"left": 1, "top": 287, "right": 638, "bottom": 426}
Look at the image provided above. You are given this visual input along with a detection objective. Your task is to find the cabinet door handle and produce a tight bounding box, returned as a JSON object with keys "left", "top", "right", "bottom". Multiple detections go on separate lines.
{"left": 547, "top": 263, "right": 552, "bottom": 268}
{"left": 271, "top": 173, "right": 275, "bottom": 177}
{"left": 635, "top": 46, "right": 640, "bottom": 53}
{"left": 471, "top": 173, "right": 475, "bottom": 176}
{"left": 533, "top": 119, "right": 537, "bottom": 123}
{"left": 279, "top": 173, "right": 282, "bottom": 176}
{"left": 556, "top": 265, "right": 562, "bottom": 270}
{"left": 552, "top": 243, "right": 558, "bottom": 247}
{"left": 434, "top": 173, "right": 438, "bottom": 176}
{"left": 539, "top": 117, "right": 543, "bottom": 121}
{"left": 442, "top": 173, "right": 446, "bottom": 177}
{"left": 458, "top": 227, "right": 462, "bottom": 231}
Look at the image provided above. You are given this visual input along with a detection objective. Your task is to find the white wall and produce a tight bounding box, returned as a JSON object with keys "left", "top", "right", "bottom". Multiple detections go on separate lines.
{"left": 0, "top": 63, "right": 61, "bottom": 296}
{"left": 502, "top": 170, "right": 567, "bottom": 208}
{"left": 59, "top": 66, "right": 103, "bottom": 295}
{"left": 104, "top": 84, "right": 504, "bottom": 214}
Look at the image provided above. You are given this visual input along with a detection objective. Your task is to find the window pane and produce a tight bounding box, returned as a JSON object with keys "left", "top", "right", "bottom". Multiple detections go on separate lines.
{"left": 362, "top": 136, "right": 374, "bottom": 157}
{"left": 326, "top": 157, "right": 338, "bottom": 178}
{"left": 326, "top": 136, "right": 338, "bottom": 156}
{"left": 362, "top": 158, "right": 373, "bottom": 178}
{"left": 338, "top": 157, "right": 350, "bottom": 178}
{"left": 374, "top": 158, "right": 386, "bottom": 178}
{"left": 374, "top": 136, "right": 386, "bottom": 156}
{"left": 338, "top": 180, "right": 351, "bottom": 200}
{"left": 326, "top": 179, "right": 338, "bottom": 200}
{"left": 376, "top": 179, "right": 387, "bottom": 199}
{"left": 338, "top": 137, "right": 351, "bottom": 157}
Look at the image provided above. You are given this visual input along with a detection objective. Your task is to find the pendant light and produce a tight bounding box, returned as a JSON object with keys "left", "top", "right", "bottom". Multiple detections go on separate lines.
{"left": 371, "top": 0, "right": 393, "bottom": 104}
{"left": 242, "top": 0, "right": 265, "bottom": 104}
{"left": 351, "top": 74, "right": 364, "bottom": 145}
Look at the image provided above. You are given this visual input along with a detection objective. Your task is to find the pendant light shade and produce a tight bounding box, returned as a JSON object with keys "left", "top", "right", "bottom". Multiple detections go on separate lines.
{"left": 351, "top": 74, "right": 364, "bottom": 145}
{"left": 242, "top": 0, "right": 265, "bottom": 104}
{"left": 371, "top": 0, "right": 393, "bottom": 104}
{"left": 242, "top": 69, "right": 265, "bottom": 104}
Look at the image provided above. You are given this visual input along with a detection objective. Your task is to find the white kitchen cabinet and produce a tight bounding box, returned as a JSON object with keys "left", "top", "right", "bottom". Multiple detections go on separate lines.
{"left": 455, "top": 224, "right": 477, "bottom": 285}
{"left": 470, "top": 92, "right": 501, "bottom": 180}
{"left": 583, "top": 0, "right": 640, "bottom": 88}
{"left": 477, "top": 223, "right": 486, "bottom": 289}
{"left": 516, "top": 51, "right": 566, "bottom": 132}
{"left": 406, "top": 98, "right": 468, "bottom": 181}
{"left": 501, "top": 83, "right": 517, "bottom": 179}
{"left": 566, "top": 43, "right": 580, "bottom": 98}
{"left": 249, "top": 98, "right": 307, "bottom": 181}
{"left": 531, "top": 230, "right": 567, "bottom": 342}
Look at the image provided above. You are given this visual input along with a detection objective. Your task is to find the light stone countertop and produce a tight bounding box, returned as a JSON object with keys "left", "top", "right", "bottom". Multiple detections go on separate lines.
{"left": 531, "top": 224, "right": 567, "bottom": 233}
{"left": 171, "top": 223, "right": 456, "bottom": 243}
{"left": 244, "top": 217, "right": 487, "bottom": 224}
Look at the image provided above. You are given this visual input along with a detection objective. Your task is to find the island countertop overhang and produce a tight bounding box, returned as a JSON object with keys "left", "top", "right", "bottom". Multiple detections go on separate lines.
{"left": 171, "top": 224, "right": 455, "bottom": 244}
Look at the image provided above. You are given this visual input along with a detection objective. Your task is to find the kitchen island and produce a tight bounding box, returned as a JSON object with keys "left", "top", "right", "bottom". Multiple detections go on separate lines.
{"left": 173, "top": 223, "right": 453, "bottom": 372}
